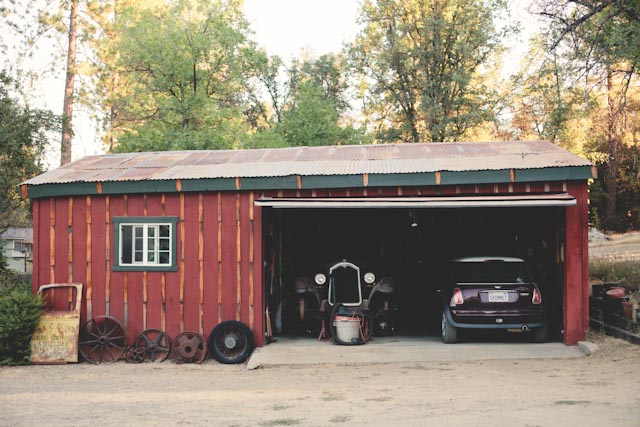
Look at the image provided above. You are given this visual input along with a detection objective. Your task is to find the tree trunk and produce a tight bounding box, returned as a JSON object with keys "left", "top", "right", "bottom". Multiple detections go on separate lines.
{"left": 60, "top": 0, "right": 78, "bottom": 165}
{"left": 605, "top": 69, "right": 618, "bottom": 221}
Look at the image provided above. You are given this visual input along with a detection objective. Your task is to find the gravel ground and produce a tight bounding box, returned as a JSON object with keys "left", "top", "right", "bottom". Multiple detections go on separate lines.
{"left": 0, "top": 332, "right": 638, "bottom": 427}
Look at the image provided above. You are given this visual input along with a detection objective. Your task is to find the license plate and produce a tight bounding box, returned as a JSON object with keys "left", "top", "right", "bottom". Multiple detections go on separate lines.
{"left": 488, "top": 291, "right": 509, "bottom": 302}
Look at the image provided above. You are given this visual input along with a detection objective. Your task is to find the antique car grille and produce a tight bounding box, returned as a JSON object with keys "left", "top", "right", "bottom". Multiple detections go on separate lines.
{"left": 330, "top": 264, "right": 362, "bottom": 306}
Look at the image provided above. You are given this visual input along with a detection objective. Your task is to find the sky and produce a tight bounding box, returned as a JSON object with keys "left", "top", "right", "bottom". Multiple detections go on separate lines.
{"left": 17, "top": 0, "right": 537, "bottom": 169}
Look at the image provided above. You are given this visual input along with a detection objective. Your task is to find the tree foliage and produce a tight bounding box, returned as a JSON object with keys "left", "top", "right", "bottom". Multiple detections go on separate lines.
{"left": 98, "top": 0, "right": 263, "bottom": 152}
{"left": 349, "top": 0, "right": 510, "bottom": 143}
{"left": 535, "top": 0, "right": 640, "bottom": 229}
{"left": 0, "top": 72, "right": 59, "bottom": 233}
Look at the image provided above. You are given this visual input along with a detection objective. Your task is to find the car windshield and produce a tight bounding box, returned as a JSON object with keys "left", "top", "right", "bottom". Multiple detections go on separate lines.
{"left": 452, "top": 261, "right": 532, "bottom": 284}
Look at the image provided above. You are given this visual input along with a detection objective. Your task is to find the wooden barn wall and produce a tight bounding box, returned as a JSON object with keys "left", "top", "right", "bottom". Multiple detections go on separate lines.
{"left": 32, "top": 191, "right": 264, "bottom": 347}
{"left": 31, "top": 179, "right": 588, "bottom": 348}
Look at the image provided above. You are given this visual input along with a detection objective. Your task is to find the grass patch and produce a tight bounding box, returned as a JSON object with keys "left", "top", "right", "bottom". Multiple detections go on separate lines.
{"left": 554, "top": 400, "right": 591, "bottom": 406}
{"left": 259, "top": 418, "right": 301, "bottom": 426}
{"left": 329, "top": 415, "right": 352, "bottom": 424}
{"left": 590, "top": 258, "right": 640, "bottom": 290}
{"left": 321, "top": 391, "right": 345, "bottom": 401}
{"left": 271, "top": 405, "right": 291, "bottom": 411}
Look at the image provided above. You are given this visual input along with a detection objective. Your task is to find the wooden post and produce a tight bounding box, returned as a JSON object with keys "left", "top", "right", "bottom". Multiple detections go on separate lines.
{"left": 105, "top": 196, "right": 111, "bottom": 316}
{"left": 67, "top": 197, "right": 73, "bottom": 309}
{"left": 217, "top": 193, "right": 223, "bottom": 324}
{"left": 236, "top": 193, "right": 242, "bottom": 322}
{"left": 179, "top": 193, "right": 185, "bottom": 331}
{"left": 86, "top": 196, "right": 92, "bottom": 320}
{"left": 161, "top": 193, "right": 166, "bottom": 332}
{"left": 198, "top": 193, "right": 204, "bottom": 334}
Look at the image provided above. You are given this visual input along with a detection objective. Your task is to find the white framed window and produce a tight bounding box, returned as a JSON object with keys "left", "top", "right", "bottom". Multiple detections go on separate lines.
{"left": 113, "top": 217, "right": 178, "bottom": 271}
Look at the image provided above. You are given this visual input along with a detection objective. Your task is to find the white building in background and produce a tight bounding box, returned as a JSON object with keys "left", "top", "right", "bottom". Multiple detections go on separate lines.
{"left": 1, "top": 228, "right": 33, "bottom": 274}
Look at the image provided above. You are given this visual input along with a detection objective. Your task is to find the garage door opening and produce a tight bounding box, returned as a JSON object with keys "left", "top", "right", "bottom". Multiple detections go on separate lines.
{"left": 261, "top": 199, "right": 568, "bottom": 343}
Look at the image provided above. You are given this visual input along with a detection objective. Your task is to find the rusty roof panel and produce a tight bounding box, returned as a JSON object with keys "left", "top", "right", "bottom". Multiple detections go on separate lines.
{"left": 25, "top": 141, "right": 592, "bottom": 185}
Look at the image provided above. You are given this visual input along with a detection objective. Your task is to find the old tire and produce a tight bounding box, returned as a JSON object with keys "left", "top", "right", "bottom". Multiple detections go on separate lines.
{"left": 208, "top": 321, "right": 254, "bottom": 364}
{"left": 441, "top": 311, "right": 458, "bottom": 344}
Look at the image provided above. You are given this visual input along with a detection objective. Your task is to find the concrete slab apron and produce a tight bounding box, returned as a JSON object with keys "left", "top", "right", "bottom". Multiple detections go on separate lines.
{"left": 247, "top": 336, "right": 587, "bottom": 370}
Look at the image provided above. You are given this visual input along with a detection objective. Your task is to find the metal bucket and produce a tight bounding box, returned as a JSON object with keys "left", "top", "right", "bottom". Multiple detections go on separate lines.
{"left": 334, "top": 315, "right": 360, "bottom": 342}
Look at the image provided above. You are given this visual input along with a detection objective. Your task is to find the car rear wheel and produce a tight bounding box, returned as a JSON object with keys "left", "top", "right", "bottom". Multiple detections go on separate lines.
{"left": 531, "top": 321, "right": 549, "bottom": 343}
{"left": 441, "top": 311, "right": 458, "bottom": 344}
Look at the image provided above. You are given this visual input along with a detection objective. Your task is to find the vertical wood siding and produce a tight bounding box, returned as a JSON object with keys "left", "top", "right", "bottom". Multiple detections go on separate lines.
{"left": 33, "top": 190, "right": 264, "bottom": 347}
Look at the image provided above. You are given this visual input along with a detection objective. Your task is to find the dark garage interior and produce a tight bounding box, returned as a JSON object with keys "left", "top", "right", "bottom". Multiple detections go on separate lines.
{"left": 263, "top": 205, "right": 565, "bottom": 341}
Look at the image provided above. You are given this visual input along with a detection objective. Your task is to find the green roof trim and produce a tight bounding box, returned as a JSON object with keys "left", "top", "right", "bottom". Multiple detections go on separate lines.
{"left": 240, "top": 176, "right": 299, "bottom": 190}
{"left": 368, "top": 173, "right": 436, "bottom": 187}
{"left": 302, "top": 174, "right": 364, "bottom": 189}
{"left": 27, "top": 182, "right": 99, "bottom": 198}
{"left": 25, "top": 166, "right": 594, "bottom": 199}
{"left": 102, "top": 180, "right": 177, "bottom": 194}
{"left": 180, "top": 178, "right": 236, "bottom": 192}
{"left": 441, "top": 169, "right": 511, "bottom": 185}
{"left": 516, "top": 166, "right": 594, "bottom": 182}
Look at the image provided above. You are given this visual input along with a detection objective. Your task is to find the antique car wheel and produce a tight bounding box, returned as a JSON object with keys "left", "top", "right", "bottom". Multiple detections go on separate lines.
{"left": 208, "top": 320, "right": 254, "bottom": 364}
{"left": 172, "top": 332, "right": 207, "bottom": 364}
{"left": 134, "top": 329, "right": 171, "bottom": 362}
{"left": 78, "top": 316, "right": 127, "bottom": 364}
{"left": 441, "top": 311, "right": 458, "bottom": 344}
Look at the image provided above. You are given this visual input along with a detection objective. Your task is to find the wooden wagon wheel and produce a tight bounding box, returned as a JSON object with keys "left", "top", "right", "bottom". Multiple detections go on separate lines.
{"left": 78, "top": 316, "right": 127, "bottom": 364}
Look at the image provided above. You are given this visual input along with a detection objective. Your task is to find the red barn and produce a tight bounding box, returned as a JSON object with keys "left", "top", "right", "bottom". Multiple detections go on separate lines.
{"left": 23, "top": 141, "right": 594, "bottom": 348}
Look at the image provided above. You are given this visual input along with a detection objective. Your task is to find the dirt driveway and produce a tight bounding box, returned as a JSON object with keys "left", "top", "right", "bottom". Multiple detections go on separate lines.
{"left": 1, "top": 333, "right": 638, "bottom": 427}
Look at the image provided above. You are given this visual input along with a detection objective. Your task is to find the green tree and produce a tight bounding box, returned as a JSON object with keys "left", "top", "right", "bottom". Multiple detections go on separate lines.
{"left": 248, "top": 53, "right": 365, "bottom": 147}
{"left": 278, "top": 81, "right": 364, "bottom": 147}
{"left": 101, "top": 0, "right": 263, "bottom": 152}
{"left": 535, "top": 0, "right": 640, "bottom": 226}
{"left": 0, "top": 72, "right": 60, "bottom": 233}
{"left": 349, "top": 0, "right": 510, "bottom": 143}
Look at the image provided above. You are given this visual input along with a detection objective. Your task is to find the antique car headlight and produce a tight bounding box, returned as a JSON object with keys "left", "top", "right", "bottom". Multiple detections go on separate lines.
{"left": 364, "top": 272, "right": 376, "bottom": 284}
{"left": 314, "top": 273, "right": 327, "bottom": 285}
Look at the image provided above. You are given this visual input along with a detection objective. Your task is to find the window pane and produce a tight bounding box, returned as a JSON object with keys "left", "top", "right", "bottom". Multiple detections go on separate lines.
{"left": 134, "top": 251, "right": 143, "bottom": 262}
{"left": 148, "top": 227, "right": 155, "bottom": 238}
{"left": 148, "top": 238, "right": 155, "bottom": 250}
{"left": 121, "top": 225, "right": 132, "bottom": 264}
{"left": 148, "top": 251, "right": 155, "bottom": 262}
{"left": 134, "top": 225, "right": 143, "bottom": 251}
{"left": 159, "top": 251, "right": 170, "bottom": 264}
{"left": 159, "top": 225, "right": 170, "bottom": 238}
{"left": 159, "top": 238, "right": 170, "bottom": 251}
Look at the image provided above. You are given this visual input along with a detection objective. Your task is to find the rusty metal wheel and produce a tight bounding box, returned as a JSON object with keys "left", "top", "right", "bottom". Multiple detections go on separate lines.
{"left": 78, "top": 316, "right": 127, "bottom": 364}
{"left": 126, "top": 346, "right": 145, "bottom": 363}
{"left": 172, "top": 332, "right": 206, "bottom": 364}
{"left": 134, "top": 329, "right": 171, "bottom": 362}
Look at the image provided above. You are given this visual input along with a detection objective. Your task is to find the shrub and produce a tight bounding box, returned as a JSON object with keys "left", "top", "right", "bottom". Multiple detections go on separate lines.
{"left": 0, "top": 281, "right": 43, "bottom": 365}
{"left": 589, "top": 258, "right": 640, "bottom": 292}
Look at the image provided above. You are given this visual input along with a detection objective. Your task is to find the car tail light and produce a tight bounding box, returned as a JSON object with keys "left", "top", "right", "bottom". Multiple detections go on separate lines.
{"left": 532, "top": 287, "right": 542, "bottom": 305}
{"left": 450, "top": 287, "right": 464, "bottom": 307}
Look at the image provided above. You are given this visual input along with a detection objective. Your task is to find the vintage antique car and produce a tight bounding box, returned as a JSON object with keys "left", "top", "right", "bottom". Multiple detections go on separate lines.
{"left": 440, "top": 257, "right": 548, "bottom": 343}
{"left": 293, "top": 259, "right": 397, "bottom": 339}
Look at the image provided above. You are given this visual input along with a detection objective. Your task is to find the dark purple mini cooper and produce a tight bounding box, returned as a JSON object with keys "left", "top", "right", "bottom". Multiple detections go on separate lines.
{"left": 441, "top": 257, "right": 547, "bottom": 343}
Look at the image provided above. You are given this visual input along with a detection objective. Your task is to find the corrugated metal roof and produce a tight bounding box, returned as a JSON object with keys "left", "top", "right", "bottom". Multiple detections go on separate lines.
{"left": 25, "top": 141, "right": 592, "bottom": 185}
